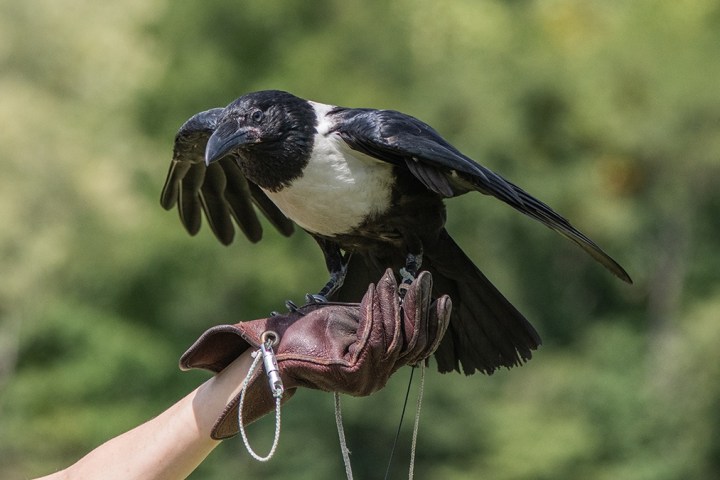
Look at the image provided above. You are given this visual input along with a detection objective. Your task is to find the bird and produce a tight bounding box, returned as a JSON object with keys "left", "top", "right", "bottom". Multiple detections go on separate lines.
{"left": 160, "top": 90, "right": 632, "bottom": 375}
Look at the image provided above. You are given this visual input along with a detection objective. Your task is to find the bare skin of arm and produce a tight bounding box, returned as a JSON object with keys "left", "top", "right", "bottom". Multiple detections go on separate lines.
{"left": 37, "top": 350, "right": 254, "bottom": 480}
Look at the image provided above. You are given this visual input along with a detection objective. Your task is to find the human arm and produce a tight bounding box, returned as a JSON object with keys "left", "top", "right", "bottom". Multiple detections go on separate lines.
{"left": 36, "top": 350, "right": 254, "bottom": 480}
{"left": 36, "top": 270, "right": 450, "bottom": 479}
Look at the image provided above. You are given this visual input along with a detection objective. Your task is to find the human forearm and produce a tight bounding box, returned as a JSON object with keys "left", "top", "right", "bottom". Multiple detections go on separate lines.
{"left": 37, "top": 351, "right": 254, "bottom": 480}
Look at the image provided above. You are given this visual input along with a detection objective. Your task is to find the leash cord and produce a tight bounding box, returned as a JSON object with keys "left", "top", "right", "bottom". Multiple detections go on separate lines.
{"left": 383, "top": 366, "right": 416, "bottom": 480}
{"left": 408, "top": 363, "right": 425, "bottom": 480}
{"left": 335, "top": 364, "right": 425, "bottom": 480}
{"left": 237, "top": 340, "right": 283, "bottom": 462}
{"left": 334, "top": 393, "right": 355, "bottom": 480}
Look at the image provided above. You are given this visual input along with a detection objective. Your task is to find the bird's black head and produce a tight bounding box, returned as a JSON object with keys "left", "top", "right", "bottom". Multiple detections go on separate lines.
{"left": 205, "top": 90, "right": 317, "bottom": 191}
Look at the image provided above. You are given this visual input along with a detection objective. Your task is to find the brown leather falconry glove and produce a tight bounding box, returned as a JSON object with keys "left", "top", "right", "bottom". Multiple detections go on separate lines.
{"left": 180, "top": 269, "right": 451, "bottom": 440}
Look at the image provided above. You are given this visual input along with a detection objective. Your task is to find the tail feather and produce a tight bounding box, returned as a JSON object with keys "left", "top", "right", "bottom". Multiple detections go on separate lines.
{"left": 425, "top": 230, "right": 541, "bottom": 374}
{"left": 334, "top": 230, "right": 541, "bottom": 375}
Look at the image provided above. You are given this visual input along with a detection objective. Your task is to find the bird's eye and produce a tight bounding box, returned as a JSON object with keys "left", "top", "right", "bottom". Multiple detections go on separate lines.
{"left": 251, "top": 110, "right": 264, "bottom": 123}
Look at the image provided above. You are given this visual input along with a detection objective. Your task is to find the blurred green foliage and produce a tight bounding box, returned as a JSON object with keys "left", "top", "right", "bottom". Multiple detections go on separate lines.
{"left": 1, "top": 0, "right": 719, "bottom": 478}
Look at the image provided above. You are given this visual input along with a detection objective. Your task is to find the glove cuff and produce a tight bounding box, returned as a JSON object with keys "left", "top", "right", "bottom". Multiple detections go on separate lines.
{"left": 180, "top": 323, "right": 298, "bottom": 439}
{"left": 179, "top": 324, "right": 254, "bottom": 373}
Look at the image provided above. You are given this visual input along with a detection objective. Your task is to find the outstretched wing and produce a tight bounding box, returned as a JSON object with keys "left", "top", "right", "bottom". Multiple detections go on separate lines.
{"left": 160, "top": 108, "right": 294, "bottom": 245}
{"left": 330, "top": 107, "right": 632, "bottom": 283}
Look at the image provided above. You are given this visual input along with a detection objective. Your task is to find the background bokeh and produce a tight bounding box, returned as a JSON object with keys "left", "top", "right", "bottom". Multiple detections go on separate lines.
{"left": 1, "top": 1, "right": 719, "bottom": 478}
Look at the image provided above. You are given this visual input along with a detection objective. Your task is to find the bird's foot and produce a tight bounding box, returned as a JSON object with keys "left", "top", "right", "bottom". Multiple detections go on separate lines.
{"left": 305, "top": 293, "right": 328, "bottom": 305}
{"left": 285, "top": 299, "right": 301, "bottom": 312}
{"left": 270, "top": 294, "right": 327, "bottom": 317}
{"left": 269, "top": 299, "right": 303, "bottom": 317}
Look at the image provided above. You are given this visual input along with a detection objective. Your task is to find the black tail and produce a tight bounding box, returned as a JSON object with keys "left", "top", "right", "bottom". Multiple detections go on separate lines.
{"left": 334, "top": 229, "right": 541, "bottom": 375}
{"left": 424, "top": 229, "right": 541, "bottom": 374}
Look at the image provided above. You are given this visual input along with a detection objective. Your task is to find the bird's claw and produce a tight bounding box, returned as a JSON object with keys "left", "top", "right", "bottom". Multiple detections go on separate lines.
{"left": 285, "top": 299, "right": 301, "bottom": 312}
{"left": 270, "top": 295, "right": 326, "bottom": 317}
{"left": 305, "top": 293, "right": 328, "bottom": 305}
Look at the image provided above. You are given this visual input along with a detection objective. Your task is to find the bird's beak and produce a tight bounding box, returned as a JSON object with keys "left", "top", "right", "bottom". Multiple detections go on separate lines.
{"left": 204, "top": 124, "right": 254, "bottom": 165}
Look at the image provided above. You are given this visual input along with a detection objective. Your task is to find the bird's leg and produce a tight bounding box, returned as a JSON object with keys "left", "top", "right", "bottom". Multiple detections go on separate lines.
{"left": 304, "top": 237, "right": 350, "bottom": 304}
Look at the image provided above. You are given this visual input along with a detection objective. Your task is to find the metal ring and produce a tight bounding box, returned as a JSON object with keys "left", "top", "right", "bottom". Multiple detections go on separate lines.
{"left": 261, "top": 330, "right": 279, "bottom": 347}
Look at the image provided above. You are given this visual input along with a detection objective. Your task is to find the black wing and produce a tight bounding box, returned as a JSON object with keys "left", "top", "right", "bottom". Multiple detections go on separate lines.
{"left": 160, "top": 108, "right": 294, "bottom": 245}
{"left": 331, "top": 107, "right": 632, "bottom": 283}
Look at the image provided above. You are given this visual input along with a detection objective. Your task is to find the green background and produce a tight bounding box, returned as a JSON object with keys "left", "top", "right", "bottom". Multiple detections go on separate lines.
{"left": 1, "top": 1, "right": 719, "bottom": 478}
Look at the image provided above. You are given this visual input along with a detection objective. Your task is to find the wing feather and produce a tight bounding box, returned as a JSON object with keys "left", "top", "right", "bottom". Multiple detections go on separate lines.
{"left": 331, "top": 107, "right": 631, "bottom": 283}
{"left": 178, "top": 162, "right": 205, "bottom": 236}
{"left": 160, "top": 108, "right": 294, "bottom": 245}
{"left": 198, "top": 162, "right": 235, "bottom": 245}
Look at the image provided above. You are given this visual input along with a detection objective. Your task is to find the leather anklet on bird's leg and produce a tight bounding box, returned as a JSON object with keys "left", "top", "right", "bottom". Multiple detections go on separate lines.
{"left": 399, "top": 251, "right": 423, "bottom": 298}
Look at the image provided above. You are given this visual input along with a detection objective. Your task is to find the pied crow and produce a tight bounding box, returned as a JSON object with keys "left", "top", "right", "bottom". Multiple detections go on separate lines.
{"left": 160, "top": 90, "right": 632, "bottom": 375}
